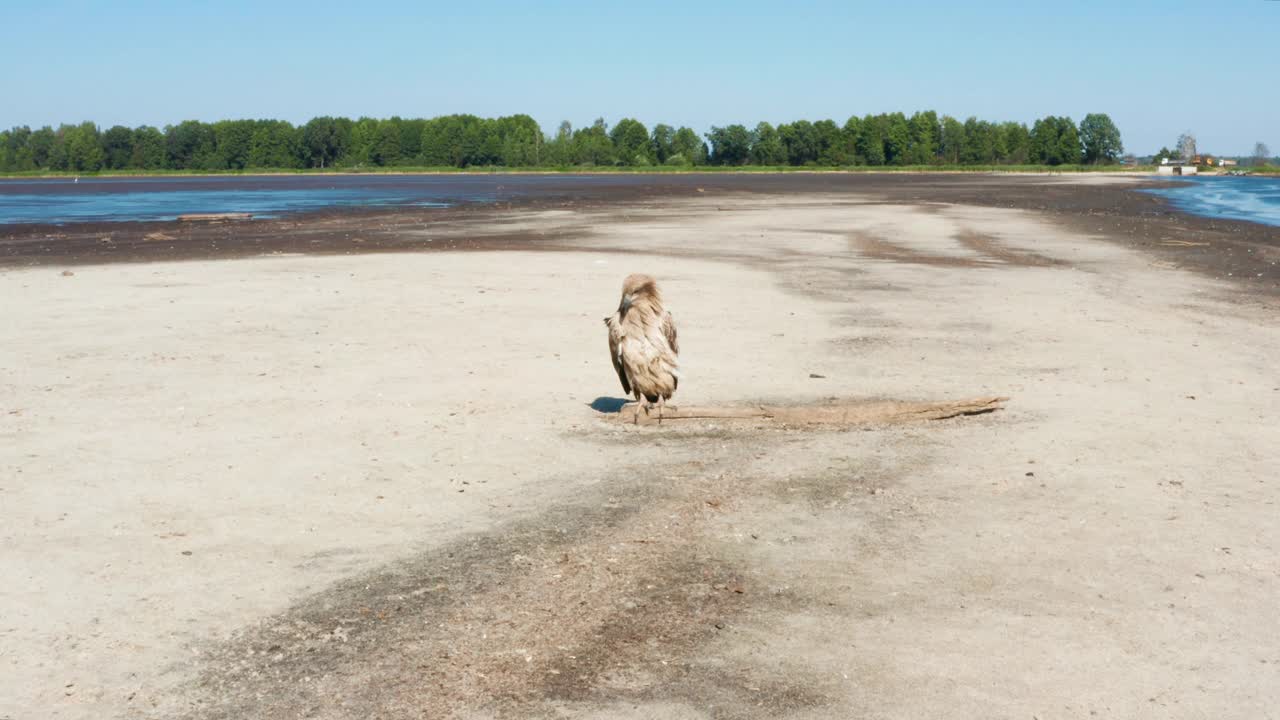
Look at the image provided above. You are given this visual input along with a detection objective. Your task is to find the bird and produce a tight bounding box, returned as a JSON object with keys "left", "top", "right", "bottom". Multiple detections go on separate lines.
{"left": 604, "top": 274, "right": 680, "bottom": 424}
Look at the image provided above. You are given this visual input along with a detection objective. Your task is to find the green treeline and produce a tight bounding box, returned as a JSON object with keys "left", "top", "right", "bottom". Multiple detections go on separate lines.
{"left": 0, "top": 112, "right": 1123, "bottom": 173}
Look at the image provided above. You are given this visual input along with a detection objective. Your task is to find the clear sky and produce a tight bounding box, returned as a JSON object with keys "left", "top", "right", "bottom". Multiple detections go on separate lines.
{"left": 3, "top": 0, "right": 1276, "bottom": 155}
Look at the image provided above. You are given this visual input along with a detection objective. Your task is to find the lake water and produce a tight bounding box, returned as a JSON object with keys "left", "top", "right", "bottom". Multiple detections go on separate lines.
{"left": 1142, "top": 175, "right": 1280, "bottom": 228}
{"left": 3, "top": 173, "right": 1280, "bottom": 227}
{"left": 0, "top": 175, "right": 659, "bottom": 225}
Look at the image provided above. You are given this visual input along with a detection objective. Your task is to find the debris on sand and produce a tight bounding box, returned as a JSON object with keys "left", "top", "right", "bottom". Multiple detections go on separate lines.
{"left": 603, "top": 396, "right": 1008, "bottom": 427}
{"left": 177, "top": 212, "right": 253, "bottom": 222}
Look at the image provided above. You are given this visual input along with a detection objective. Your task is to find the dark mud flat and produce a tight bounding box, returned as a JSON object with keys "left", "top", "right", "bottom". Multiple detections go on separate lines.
{"left": 2, "top": 174, "right": 1278, "bottom": 299}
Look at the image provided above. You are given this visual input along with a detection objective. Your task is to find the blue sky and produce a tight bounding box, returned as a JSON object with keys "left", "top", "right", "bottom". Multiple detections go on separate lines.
{"left": 3, "top": 0, "right": 1276, "bottom": 155}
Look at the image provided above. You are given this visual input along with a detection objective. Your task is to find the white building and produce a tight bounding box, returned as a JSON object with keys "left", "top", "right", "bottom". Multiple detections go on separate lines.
{"left": 1157, "top": 157, "right": 1197, "bottom": 175}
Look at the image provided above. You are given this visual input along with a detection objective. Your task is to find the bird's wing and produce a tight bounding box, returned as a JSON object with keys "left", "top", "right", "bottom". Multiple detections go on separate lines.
{"left": 605, "top": 315, "right": 631, "bottom": 395}
{"left": 660, "top": 311, "right": 679, "bottom": 392}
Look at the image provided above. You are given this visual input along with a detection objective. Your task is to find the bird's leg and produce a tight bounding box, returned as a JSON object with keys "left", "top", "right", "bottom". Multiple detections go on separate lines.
{"left": 657, "top": 395, "right": 665, "bottom": 425}
{"left": 633, "top": 394, "right": 643, "bottom": 425}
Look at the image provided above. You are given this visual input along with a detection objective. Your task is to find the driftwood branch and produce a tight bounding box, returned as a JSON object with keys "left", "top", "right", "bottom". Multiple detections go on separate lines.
{"left": 605, "top": 397, "right": 1008, "bottom": 427}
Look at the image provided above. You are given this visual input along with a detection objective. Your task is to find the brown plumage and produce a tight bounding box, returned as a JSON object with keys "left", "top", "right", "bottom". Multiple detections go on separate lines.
{"left": 604, "top": 274, "right": 680, "bottom": 423}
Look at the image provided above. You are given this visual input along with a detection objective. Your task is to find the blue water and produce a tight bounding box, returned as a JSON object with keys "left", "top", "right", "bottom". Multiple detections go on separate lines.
{"left": 1144, "top": 175, "right": 1280, "bottom": 228}
{"left": 5, "top": 173, "right": 1280, "bottom": 227}
{"left": 0, "top": 174, "right": 647, "bottom": 225}
{"left": 0, "top": 186, "right": 449, "bottom": 224}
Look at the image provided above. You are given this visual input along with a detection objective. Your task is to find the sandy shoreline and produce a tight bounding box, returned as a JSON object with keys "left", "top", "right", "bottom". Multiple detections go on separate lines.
{"left": 2, "top": 178, "right": 1278, "bottom": 718}
{"left": 3, "top": 173, "right": 1278, "bottom": 299}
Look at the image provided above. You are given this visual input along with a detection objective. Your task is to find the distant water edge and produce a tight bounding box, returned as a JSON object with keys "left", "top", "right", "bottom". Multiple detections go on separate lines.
{"left": 0, "top": 174, "right": 636, "bottom": 224}
{"left": 3, "top": 173, "right": 1279, "bottom": 228}
{"left": 1143, "top": 175, "right": 1280, "bottom": 228}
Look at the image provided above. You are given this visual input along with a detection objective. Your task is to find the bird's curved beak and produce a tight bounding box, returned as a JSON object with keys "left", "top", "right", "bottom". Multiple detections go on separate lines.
{"left": 619, "top": 294, "right": 633, "bottom": 315}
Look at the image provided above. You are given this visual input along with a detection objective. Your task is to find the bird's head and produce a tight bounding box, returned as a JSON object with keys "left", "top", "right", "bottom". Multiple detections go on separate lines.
{"left": 618, "top": 273, "right": 660, "bottom": 314}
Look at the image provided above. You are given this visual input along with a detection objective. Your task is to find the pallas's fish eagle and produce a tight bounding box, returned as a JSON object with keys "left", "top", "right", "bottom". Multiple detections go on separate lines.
{"left": 604, "top": 274, "right": 680, "bottom": 423}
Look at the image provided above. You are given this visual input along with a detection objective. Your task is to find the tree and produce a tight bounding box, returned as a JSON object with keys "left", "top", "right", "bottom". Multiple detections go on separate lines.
{"left": 1056, "top": 117, "right": 1082, "bottom": 165}
{"left": 814, "top": 119, "right": 847, "bottom": 165}
{"left": 0, "top": 129, "right": 14, "bottom": 171}
{"left": 0, "top": 110, "right": 1127, "bottom": 172}
{"left": 63, "top": 122, "right": 104, "bottom": 171}
{"left": 131, "top": 126, "right": 167, "bottom": 169}
{"left": 749, "top": 122, "right": 785, "bottom": 165}
{"left": 961, "top": 117, "right": 996, "bottom": 164}
{"left": 610, "top": 118, "right": 651, "bottom": 165}
{"left": 907, "top": 111, "right": 938, "bottom": 165}
{"left": 883, "top": 113, "right": 911, "bottom": 166}
{"left": 211, "top": 119, "right": 255, "bottom": 170}
{"left": 397, "top": 117, "right": 425, "bottom": 160}
{"left": 669, "top": 127, "right": 704, "bottom": 165}
{"left": 841, "top": 116, "right": 864, "bottom": 164}
{"left": 166, "top": 120, "right": 215, "bottom": 169}
{"left": 859, "top": 114, "right": 886, "bottom": 166}
{"left": 247, "top": 121, "right": 301, "bottom": 168}
{"left": 2, "top": 126, "right": 34, "bottom": 171}
{"left": 939, "top": 116, "right": 965, "bottom": 164}
{"left": 372, "top": 119, "right": 402, "bottom": 166}
{"left": 1176, "top": 132, "right": 1197, "bottom": 163}
{"left": 779, "top": 121, "right": 817, "bottom": 165}
{"left": 1029, "top": 118, "right": 1050, "bottom": 164}
{"left": 101, "top": 125, "right": 135, "bottom": 169}
{"left": 1253, "top": 142, "right": 1271, "bottom": 167}
{"left": 650, "top": 123, "right": 674, "bottom": 164}
{"left": 572, "top": 118, "right": 613, "bottom": 166}
{"left": 303, "top": 116, "right": 346, "bottom": 169}
{"left": 471, "top": 117, "right": 502, "bottom": 166}
{"left": 1030, "top": 116, "right": 1081, "bottom": 165}
{"left": 418, "top": 115, "right": 479, "bottom": 167}
{"left": 544, "top": 120, "right": 573, "bottom": 165}
{"left": 998, "top": 122, "right": 1031, "bottom": 164}
{"left": 344, "top": 118, "right": 379, "bottom": 166}
{"left": 494, "top": 114, "right": 542, "bottom": 166}
{"left": 47, "top": 126, "right": 71, "bottom": 170}
{"left": 1079, "top": 113, "right": 1123, "bottom": 164}
{"left": 706, "top": 124, "right": 751, "bottom": 165}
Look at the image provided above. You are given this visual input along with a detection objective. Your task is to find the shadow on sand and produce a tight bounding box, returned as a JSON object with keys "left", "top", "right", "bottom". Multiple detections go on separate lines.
{"left": 588, "top": 397, "right": 633, "bottom": 414}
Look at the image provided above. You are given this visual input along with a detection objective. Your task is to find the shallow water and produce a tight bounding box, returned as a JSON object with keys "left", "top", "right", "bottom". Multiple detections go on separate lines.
{"left": 0, "top": 174, "right": 649, "bottom": 224}
{"left": 5, "top": 173, "right": 1280, "bottom": 227}
{"left": 0, "top": 186, "right": 451, "bottom": 223}
{"left": 1143, "top": 175, "right": 1280, "bottom": 228}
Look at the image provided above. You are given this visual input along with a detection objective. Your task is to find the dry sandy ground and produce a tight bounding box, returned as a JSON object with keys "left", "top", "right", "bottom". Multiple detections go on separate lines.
{"left": 2, "top": 191, "right": 1278, "bottom": 719}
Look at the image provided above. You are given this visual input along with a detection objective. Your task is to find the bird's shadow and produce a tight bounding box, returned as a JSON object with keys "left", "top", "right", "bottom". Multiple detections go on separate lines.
{"left": 588, "top": 396, "right": 633, "bottom": 414}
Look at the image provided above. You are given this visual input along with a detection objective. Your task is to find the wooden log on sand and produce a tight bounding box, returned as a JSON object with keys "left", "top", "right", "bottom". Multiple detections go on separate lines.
{"left": 606, "top": 396, "right": 1007, "bottom": 427}
{"left": 177, "top": 212, "right": 253, "bottom": 222}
